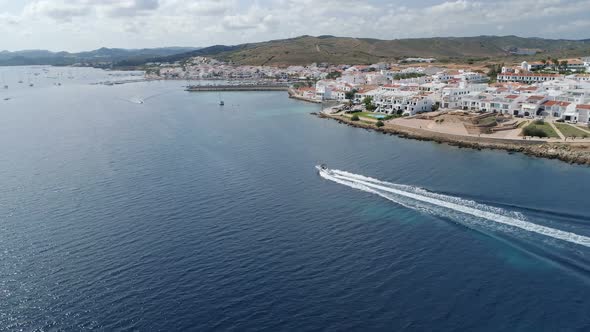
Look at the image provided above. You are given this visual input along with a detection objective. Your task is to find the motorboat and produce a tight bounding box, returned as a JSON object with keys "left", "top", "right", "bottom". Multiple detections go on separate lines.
{"left": 315, "top": 164, "right": 333, "bottom": 175}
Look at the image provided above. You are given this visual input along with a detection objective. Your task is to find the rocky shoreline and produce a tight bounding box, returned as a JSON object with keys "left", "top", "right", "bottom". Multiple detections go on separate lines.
{"left": 315, "top": 113, "right": 590, "bottom": 166}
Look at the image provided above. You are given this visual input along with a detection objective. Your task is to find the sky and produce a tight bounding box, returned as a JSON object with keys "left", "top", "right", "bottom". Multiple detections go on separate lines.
{"left": 0, "top": 0, "right": 589, "bottom": 52}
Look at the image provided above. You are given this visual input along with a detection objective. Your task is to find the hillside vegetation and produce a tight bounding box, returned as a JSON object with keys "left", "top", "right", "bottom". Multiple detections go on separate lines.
{"left": 138, "top": 35, "right": 590, "bottom": 66}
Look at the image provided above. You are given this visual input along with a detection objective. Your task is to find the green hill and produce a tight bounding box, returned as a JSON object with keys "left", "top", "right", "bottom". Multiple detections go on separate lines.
{"left": 145, "top": 35, "right": 590, "bottom": 66}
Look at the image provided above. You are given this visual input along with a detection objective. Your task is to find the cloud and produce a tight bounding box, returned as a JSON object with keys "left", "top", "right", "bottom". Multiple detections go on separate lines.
{"left": 23, "top": 0, "right": 92, "bottom": 22}
{"left": 22, "top": 0, "right": 161, "bottom": 21}
{"left": 3, "top": 0, "right": 590, "bottom": 51}
{"left": 103, "top": 0, "right": 160, "bottom": 17}
{"left": 165, "top": 0, "right": 233, "bottom": 16}
{"left": 0, "top": 13, "right": 21, "bottom": 26}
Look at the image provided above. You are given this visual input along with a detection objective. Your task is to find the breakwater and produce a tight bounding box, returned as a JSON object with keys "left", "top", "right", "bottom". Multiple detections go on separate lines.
{"left": 186, "top": 84, "right": 289, "bottom": 92}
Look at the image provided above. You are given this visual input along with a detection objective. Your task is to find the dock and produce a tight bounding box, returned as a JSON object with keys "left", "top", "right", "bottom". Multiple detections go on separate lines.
{"left": 185, "top": 84, "right": 290, "bottom": 92}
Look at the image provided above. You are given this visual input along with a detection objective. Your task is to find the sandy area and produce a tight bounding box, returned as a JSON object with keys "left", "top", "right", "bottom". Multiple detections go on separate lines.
{"left": 388, "top": 114, "right": 590, "bottom": 143}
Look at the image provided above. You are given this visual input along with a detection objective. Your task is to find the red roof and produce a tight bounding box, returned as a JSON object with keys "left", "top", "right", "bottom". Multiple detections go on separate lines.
{"left": 576, "top": 104, "right": 590, "bottom": 110}
{"left": 543, "top": 100, "right": 570, "bottom": 107}
{"left": 500, "top": 73, "right": 561, "bottom": 77}
{"left": 357, "top": 87, "right": 378, "bottom": 94}
{"left": 527, "top": 95, "right": 545, "bottom": 101}
{"left": 505, "top": 95, "right": 519, "bottom": 99}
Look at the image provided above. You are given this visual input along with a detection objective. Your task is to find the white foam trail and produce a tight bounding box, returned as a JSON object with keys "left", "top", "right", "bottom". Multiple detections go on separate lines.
{"left": 321, "top": 169, "right": 590, "bottom": 248}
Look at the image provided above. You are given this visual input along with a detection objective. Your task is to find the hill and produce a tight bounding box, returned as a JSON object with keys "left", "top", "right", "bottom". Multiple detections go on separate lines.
{"left": 136, "top": 35, "right": 590, "bottom": 66}
{"left": 0, "top": 47, "right": 200, "bottom": 66}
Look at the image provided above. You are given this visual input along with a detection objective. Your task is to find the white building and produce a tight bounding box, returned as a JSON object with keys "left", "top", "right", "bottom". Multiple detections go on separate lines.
{"left": 373, "top": 91, "right": 434, "bottom": 116}
{"left": 497, "top": 73, "right": 563, "bottom": 83}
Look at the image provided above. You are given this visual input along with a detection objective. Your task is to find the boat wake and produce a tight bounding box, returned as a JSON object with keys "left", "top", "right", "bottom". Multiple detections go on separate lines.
{"left": 319, "top": 168, "right": 590, "bottom": 249}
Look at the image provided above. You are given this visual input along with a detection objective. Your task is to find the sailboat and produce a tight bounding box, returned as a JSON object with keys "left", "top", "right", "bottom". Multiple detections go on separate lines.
{"left": 27, "top": 72, "right": 34, "bottom": 87}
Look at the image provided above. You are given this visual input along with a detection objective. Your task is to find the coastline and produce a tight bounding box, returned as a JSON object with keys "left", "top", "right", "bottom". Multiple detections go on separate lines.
{"left": 316, "top": 113, "right": 590, "bottom": 166}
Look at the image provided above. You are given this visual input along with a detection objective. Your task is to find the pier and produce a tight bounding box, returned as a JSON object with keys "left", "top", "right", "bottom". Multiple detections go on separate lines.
{"left": 185, "top": 84, "right": 290, "bottom": 92}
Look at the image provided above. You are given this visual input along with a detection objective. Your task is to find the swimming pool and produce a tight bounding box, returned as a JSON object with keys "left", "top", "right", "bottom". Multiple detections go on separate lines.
{"left": 368, "top": 114, "right": 387, "bottom": 119}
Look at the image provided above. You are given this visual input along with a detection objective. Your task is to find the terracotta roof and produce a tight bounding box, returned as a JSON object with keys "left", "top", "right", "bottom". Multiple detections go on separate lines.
{"left": 356, "top": 87, "right": 378, "bottom": 94}
{"left": 576, "top": 104, "right": 590, "bottom": 110}
{"left": 505, "top": 95, "right": 519, "bottom": 99}
{"left": 527, "top": 95, "right": 545, "bottom": 101}
{"left": 543, "top": 100, "right": 570, "bottom": 107}
{"left": 500, "top": 73, "right": 561, "bottom": 77}
{"left": 565, "top": 59, "right": 584, "bottom": 65}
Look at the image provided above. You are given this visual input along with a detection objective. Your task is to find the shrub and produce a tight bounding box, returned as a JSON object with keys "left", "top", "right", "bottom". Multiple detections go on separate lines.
{"left": 376, "top": 120, "right": 385, "bottom": 127}
{"left": 523, "top": 126, "right": 547, "bottom": 137}
{"left": 534, "top": 119, "right": 545, "bottom": 125}
{"left": 351, "top": 114, "right": 360, "bottom": 121}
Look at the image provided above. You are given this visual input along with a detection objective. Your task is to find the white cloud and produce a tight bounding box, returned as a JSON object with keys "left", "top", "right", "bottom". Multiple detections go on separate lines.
{"left": 23, "top": 0, "right": 93, "bottom": 22}
{"left": 2, "top": 0, "right": 589, "bottom": 51}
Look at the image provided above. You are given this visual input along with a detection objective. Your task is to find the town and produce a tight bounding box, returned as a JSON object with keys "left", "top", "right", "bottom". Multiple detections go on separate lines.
{"left": 146, "top": 55, "right": 590, "bottom": 140}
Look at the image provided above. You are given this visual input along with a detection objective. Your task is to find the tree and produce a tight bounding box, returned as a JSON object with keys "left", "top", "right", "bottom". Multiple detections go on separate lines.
{"left": 541, "top": 59, "right": 547, "bottom": 65}
{"left": 363, "top": 96, "right": 376, "bottom": 112}
{"left": 376, "top": 120, "right": 385, "bottom": 127}
{"left": 523, "top": 126, "right": 547, "bottom": 138}
{"left": 351, "top": 114, "right": 360, "bottom": 121}
{"left": 345, "top": 89, "right": 357, "bottom": 101}
{"left": 431, "top": 103, "right": 440, "bottom": 112}
{"left": 487, "top": 63, "right": 503, "bottom": 82}
{"left": 326, "top": 71, "right": 342, "bottom": 80}
{"left": 560, "top": 60, "right": 568, "bottom": 72}
{"left": 552, "top": 58, "right": 560, "bottom": 69}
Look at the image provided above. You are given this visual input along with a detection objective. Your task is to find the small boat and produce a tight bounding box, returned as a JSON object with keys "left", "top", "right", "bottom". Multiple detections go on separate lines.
{"left": 3, "top": 85, "right": 7, "bottom": 89}
{"left": 315, "top": 164, "right": 333, "bottom": 175}
{"left": 219, "top": 100, "right": 225, "bottom": 106}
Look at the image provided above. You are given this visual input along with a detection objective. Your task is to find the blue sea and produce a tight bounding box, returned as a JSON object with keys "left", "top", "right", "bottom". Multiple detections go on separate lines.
{"left": 1, "top": 66, "right": 589, "bottom": 331}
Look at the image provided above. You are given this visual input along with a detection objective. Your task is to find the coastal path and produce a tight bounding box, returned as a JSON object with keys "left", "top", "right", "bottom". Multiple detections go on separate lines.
{"left": 548, "top": 121, "right": 566, "bottom": 140}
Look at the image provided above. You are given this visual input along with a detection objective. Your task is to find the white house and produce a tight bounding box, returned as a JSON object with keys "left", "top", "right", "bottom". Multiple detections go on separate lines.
{"left": 497, "top": 73, "right": 563, "bottom": 83}
{"left": 541, "top": 100, "right": 572, "bottom": 118}
{"left": 515, "top": 95, "right": 548, "bottom": 117}
{"left": 576, "top": 105, "right": 590, "bottom": 124}
{"left": 521, "top": 61, "right": 545, "bottom": 71}
{"left": 441, "top": 83, "right": 487, "bottom": 109}
{"left": 373, "top": 91, "right": 434, "bottom": 116}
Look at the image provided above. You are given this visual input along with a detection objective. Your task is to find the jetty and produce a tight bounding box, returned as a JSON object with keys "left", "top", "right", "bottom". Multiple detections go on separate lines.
{"left": 185, "top": 84, "right": 289, "bottom": 92}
